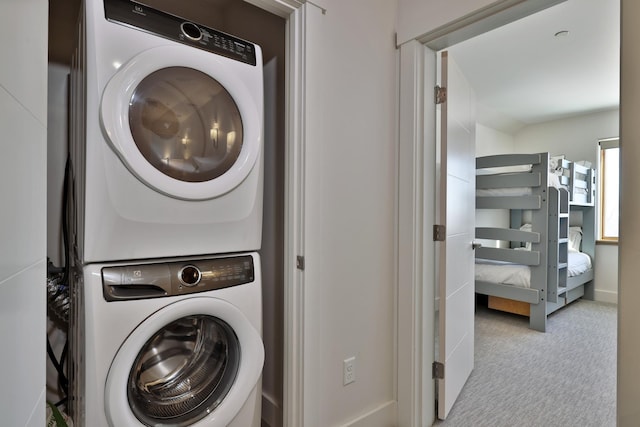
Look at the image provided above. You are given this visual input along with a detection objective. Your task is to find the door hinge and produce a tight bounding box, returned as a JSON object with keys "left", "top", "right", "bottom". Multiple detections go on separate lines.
{"left": 435, "top": 85, "right": 447, "bottom": 104}
{"left": 433, "top": 225, "right": 446, "bottom": 242}
{"left": 432, "top": 361, "right": 444, "bottom": 379}
{"left": 296, "top": 255, "right": 305, "bottom": 271}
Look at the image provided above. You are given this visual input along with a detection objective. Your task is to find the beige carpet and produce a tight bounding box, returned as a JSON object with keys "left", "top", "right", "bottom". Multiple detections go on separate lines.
{"left": 434, "top": 299, "right": 617, "bottom": 427}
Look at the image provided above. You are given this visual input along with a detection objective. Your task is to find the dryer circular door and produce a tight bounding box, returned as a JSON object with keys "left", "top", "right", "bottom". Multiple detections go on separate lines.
{"left": 104, "top": 297, "right": 264, "bottom": 427}
{"left": 101, "top": 45, "right": 262, "bottom": 200}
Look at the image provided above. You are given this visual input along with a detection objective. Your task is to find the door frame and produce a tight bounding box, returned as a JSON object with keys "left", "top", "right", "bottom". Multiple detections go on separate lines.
{"left": 396, "top": 1, "right": 565, "bottom": 424}
{"left": 243, "top": 1, "right": 306, "bottom": 426}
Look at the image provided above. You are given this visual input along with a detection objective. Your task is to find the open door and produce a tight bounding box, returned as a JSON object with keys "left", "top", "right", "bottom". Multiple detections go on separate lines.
{"left": 436, "top": 50, "right": 476, "bottom": 419}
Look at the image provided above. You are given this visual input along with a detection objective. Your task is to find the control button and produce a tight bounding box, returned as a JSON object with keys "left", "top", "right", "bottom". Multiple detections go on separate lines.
{"left": 181, "top": 22, "right": 202, "bottom": 41}
{"left": 179, "top": 265, "right": 202, "bottom": 287}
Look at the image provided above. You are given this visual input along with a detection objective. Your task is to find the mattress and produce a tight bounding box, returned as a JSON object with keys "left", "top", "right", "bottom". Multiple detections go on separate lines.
{"left": 567, "top": 250, "right": 592, "bottom": 277}
{"left": 475, "top": 259, "right": 531, "bottom": 287}
{"left": 475, "top": 250, "right": 592, "bottom": 288}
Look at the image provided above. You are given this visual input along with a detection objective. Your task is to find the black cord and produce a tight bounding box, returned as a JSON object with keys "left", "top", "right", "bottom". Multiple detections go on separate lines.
{"left": 61, "top": 156, "right": 71, "bottom": 286}
{"left": 47, "top": 157, "right": 71, "bottom": 398}
{"left": 46, "top": 336, "right": 68, "bottom": 397}
{"left": 59, "top": 339, "right": 69, "bottom": 396}
{"left": 60, "top": 340, "right": 68, "bottom": 375}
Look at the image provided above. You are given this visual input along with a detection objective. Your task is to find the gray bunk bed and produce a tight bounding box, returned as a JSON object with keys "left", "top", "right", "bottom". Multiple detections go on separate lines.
{"left": 474, "top": 153, "right": 595, "bottom": 332}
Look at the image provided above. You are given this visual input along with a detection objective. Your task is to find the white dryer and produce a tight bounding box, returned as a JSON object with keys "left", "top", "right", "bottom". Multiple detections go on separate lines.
{"left": 71, "top": 0, "right": 264, "bottom": 263}
{"left": 69, "top": 253, "right": 264, "bottom": 427}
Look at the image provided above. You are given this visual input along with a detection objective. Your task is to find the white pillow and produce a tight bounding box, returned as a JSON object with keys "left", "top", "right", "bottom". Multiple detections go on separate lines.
{"left": 519, "top": 223, "right": 532, "bottom": 251}
{"left": 569, "top": 227, "right": 583, "bottom": 252}
{"left": 549, "top": 155, "right": 565, "bottom": 172}
{"left": 548, "top": 173, "right": 563, "bottom": 189}
{"left": 576, "top": 160, "right": 592, "bottom": 168}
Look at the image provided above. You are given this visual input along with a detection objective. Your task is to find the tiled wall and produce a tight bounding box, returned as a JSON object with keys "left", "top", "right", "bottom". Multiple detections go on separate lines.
{"left": 0, "top": 0, "right": 47, "bottom": 425}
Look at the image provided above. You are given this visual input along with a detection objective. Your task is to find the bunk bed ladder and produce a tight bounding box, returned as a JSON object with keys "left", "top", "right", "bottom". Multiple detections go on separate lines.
{"left": 547, "top": 187, "right": 569, "bottom": 314}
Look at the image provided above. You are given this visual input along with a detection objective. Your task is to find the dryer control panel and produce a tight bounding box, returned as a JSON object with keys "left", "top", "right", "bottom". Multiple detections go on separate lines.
{"left": 102, "top": 255, "right": 255, "bottom": 301}
{"left": 104, "top": 0, "right": 258, "bottom": 66}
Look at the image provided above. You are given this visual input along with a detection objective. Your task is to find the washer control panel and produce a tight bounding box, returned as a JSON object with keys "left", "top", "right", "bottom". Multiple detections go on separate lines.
{"left": 102, "top": 255, "right": 255, "bottom": 301}
{"left": 104, "top": 0, "right": 257, "bottom": 66}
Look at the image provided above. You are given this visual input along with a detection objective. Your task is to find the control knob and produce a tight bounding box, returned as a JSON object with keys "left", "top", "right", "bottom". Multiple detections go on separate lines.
{"left": 179, "top": 265, "right": 202, "bottom": 287}
{"left": 181, "top": 22, "right": 203, "bottom": 41}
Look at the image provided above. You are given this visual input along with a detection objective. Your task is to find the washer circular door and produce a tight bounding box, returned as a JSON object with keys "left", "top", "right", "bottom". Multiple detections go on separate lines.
{"left": 101, "top": 45, "right": 262, "bottom": 200}
{"left": 104, "top": 297, "right": 264, "bottom": 427}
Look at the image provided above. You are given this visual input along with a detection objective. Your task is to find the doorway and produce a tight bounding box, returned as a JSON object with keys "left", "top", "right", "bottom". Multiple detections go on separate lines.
{"left": 396, "top": 0, "right": 619, "bottom": 424}
{"left": 439, "top": 0, "right": 619, "bottom": 421}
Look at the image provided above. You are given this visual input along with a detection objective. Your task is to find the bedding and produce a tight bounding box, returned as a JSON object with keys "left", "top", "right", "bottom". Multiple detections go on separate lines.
{"left": 475, "top": 250, "right": 592, "bottom": 288}
{"left": 476, "top": 172, "right": 565, "bottom": 197}
{"left": 567, "top": 250, "right": 592, "bottom": 277}
{"left": 569, "top": 226, "right": 582, "bottom": 251}
{"left": 475, "top": 259, "right": 531, "bottom": 288}
{"left": 520, "top": 223, "right": 532, "bottom": 250}
{"left": 476, "top": 165, "right": 531, "bottom": 175}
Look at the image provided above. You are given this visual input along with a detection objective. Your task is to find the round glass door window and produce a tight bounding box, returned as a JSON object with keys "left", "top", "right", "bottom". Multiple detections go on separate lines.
{"left": 127, "top": 315, "right": 240, "bottom": 426}
{"left": 129, "top": 67, "right": 244, "bottom": 183}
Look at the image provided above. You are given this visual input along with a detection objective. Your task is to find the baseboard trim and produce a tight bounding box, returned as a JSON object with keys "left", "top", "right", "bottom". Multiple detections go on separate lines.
{"left": 594, "top": 289, "right": 618, "bottom": 305}
{"left": 339, "top": 400, "right": 397, "bottom": 427}
{"left": 262, "top": 392, "right": 282, "bottom": 427}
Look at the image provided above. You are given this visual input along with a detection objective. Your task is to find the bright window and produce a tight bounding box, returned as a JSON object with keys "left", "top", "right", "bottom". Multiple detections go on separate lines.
{"left": 599, "top": 138, "right": 619, "bottom": 241}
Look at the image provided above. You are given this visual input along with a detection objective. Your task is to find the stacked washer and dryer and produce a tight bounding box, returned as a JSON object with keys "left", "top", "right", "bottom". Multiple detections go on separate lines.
{"left": 68, "top": 0, "right": 265, "bottom": 425}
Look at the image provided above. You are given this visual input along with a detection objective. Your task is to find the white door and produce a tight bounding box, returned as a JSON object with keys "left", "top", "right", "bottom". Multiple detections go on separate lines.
{"left": 436, "top": 50, "right": 476, "bottom": 420}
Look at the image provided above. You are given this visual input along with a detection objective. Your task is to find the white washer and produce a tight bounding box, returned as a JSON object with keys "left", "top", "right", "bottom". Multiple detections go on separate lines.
{"left": 71, "top": 0, "right": 264, "bottom": 263}
{"left": 69, "top": 253, "right": 264, "bottom": 427}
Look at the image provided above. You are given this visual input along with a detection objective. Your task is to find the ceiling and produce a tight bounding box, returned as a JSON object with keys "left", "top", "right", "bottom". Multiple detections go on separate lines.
{"left": 448, "top": 0, "right": 620, "bottom": 133}
{"left": 49, "top": 0, "right": 619, "bottom": 133}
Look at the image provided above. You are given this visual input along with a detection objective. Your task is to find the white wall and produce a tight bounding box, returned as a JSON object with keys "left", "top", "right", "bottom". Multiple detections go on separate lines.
{"left": 0, "top": 0, "right": 47, "bottom": 425}
{"left": 513, "top": 109, "right": 619, "bottom": 303}
{"left": 302, "top": 1, "right": 397, "bottom": 425}
{"left": 594, "top": 244, "right": 618, "bottom": 304}
{"left": 476, "top": 123, "right": 516, "bottom": 157}
{"left": 618, "top": 1, "right": 640, "bottom": 424}
{"left": 514, "top": 109, "right": 618, "bottom": 165}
